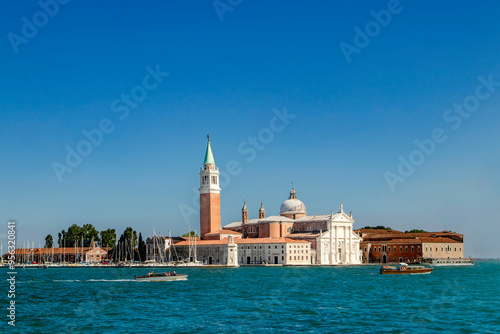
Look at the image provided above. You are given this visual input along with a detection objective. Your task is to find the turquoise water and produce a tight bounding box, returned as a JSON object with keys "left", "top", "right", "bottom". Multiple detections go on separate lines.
{"left": 2, "top": 262, "right": 499, "bottom": 333}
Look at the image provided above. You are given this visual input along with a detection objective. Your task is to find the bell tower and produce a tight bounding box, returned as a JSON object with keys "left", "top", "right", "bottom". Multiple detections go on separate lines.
{"left": 242, "top": 201, "right": 248, "bottom": 224}
{"left": 199, "top": 135, "right": 221, "bottom": 239}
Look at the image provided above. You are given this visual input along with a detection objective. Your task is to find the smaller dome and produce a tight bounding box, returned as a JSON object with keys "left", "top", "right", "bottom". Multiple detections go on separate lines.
{"left": 280, "top": 199, "right": 306, "bottom": 214}
{"left": 279, "top": 187, "right": 306, "bottom": 214}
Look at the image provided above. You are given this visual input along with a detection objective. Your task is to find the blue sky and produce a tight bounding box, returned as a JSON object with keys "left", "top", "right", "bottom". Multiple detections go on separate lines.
{"left": 1, "top": 0, "right": 499, "bottom": 257}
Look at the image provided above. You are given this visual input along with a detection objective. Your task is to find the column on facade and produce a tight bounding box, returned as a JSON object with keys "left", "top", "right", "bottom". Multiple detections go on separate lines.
{"left": 349, "top": 226, "right": 352, "bottom": 263}
{"left": 329, "top": 221, "right": 333, "bottom": 265}
{"left": 343, "top": 226, "right": 347, "bottom": 263}
{"left": 334, "top": 225, "right": 338, "bottom": 264}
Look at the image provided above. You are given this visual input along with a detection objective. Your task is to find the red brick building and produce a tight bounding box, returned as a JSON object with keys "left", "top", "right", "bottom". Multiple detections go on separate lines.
{"left": 357, "top": 229, "right": 464, "bottom": 263}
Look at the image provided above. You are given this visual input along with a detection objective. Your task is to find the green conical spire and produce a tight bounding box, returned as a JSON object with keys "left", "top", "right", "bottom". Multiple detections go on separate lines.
{"left": 204, "top": 134, "right": 215, "bottom": 164}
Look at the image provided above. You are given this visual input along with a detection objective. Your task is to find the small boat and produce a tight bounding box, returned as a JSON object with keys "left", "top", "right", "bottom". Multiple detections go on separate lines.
{"left": 422, "top": 258, "right": 474, "bottom": 266}
{"left": 134, "top": 271, "right": 188, "bottom": 282}
{"left": 380, "top": 263, "right": 433, "bottom": 275}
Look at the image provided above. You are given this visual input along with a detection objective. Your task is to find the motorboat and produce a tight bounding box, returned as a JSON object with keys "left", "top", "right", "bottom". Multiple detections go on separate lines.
{"left": 134, "top": 271, "right": 188, "bottom": 281}
{"left": 380, "top": 262, "right": 433, "bottom": 275}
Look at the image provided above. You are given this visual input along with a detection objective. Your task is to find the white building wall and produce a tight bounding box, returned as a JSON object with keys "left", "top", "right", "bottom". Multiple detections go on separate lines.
{"left": 316, "top": 227, "right": 361, "bottom": 265}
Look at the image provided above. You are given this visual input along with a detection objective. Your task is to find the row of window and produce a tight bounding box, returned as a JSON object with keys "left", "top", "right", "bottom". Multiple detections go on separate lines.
{"left": 367, "top": 245, "right": 463, "bottom": 253}
{"left": 425, "top": 245, "right": 461, "bottom": 252}
{"left": 240, "top": 245, "right": 285, "bottom": 250}
{"left": 367, "top": 245, "right": 421, "bottom": 253}
{"left": 201, "top": 175, "right": 218, "bottom": 185}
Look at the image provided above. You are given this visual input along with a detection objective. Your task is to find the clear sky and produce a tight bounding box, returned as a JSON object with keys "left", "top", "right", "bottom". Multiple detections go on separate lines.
{"left": 1, "top": 0, "right": 499, "bottom": 257}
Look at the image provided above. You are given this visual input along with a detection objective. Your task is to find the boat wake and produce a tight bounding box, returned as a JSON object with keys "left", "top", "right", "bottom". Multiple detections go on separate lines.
{"left": 86, "top": 279, "right": 136, "bottom": 282}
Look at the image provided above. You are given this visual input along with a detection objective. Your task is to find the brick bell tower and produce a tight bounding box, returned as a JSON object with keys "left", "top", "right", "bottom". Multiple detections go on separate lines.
{"left": 199, "top": 135, "right": 221, "bottom": 239}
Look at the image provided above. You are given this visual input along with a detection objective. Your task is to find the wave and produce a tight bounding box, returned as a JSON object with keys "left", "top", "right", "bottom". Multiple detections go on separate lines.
{"left": 86, "top": 279, "right": 136, "bottom": 282}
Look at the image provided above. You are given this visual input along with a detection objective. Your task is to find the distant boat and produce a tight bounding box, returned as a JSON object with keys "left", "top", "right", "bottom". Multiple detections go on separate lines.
{"left": 422, "top": 258, "right": 474, "bottom": 266}
{"left": 134, "top": 271, "right": 188, "bottom": 282}
{"left": 380, "top": 263, "right": 433, "bottom": 275}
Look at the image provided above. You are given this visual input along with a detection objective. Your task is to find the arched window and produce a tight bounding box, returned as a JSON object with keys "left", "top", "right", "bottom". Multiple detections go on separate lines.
{"left": 306, "top": 226, "right": 312, "bottom": 232}
{"left": 247, "top": 226, "right": 256, "bottom": 233}
{"left": 287, "top": 227, "right": 292, "bottom": 233}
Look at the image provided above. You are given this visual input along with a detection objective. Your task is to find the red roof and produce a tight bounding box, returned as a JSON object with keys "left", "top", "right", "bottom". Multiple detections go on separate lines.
{"left": 237, "top": 237, "right": 309, "bottom": 244}
{"left": 205, "top": 230, "right": 242, "bottom": 236}
{"left": 175, "top": 238, "right": 234, "bottom": 246}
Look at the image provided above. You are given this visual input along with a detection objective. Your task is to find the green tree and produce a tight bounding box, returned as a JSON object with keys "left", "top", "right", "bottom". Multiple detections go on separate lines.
{"left": 361, "top": 226, "right": 392, "bottom": 231}
{"left": 405, "top": 229, "right": 427, "bottom": 233}
{"left": 65, "top": 224, "right": 83, "bottom": 247}
{"left": 100, "top": 228, "right": 117, "bottom": 248}
{"left": 45, "top": 234, "right": 54, "bottom": 248}
{"left": 58, "top": 230, "right": 67, "bottom": 247}
{"left": 182, "top": 231, "right": 199, "bottom": 238}
{"left": 81, "top": 223, "right": 99, "bottom": 247}
{"left": 137, "top": 233, "right": 146, "bottom": 262}
{"left": 118, "top": 227, "right": 137, "bottom": 261}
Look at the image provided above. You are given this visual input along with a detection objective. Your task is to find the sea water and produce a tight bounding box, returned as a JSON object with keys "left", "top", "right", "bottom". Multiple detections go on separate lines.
{"left": 1, "top": 261, "right": 499, "bottom": 333}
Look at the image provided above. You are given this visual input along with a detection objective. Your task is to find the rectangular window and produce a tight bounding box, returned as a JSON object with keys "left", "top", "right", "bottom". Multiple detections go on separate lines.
{"left": 418, "top": 246, "right": 421, "bottom": 251}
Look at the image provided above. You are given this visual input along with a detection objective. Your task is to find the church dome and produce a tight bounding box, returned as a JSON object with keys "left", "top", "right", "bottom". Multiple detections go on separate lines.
{"left": 280, "top": 187, "right": 306, "bottom": 214}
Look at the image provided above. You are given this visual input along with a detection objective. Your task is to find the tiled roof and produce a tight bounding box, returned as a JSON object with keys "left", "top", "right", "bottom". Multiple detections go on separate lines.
{"left": 237, "top": 237, "right": 309, "bottom": 244}
{"left": 175, "top": 238, "right": 234, "bottom": 246}
{"left": 286, "top": 232, "right": 321, "bottom": 238}
{"left": 205, "top": 230, "right": 242, "bottom": 236}
{"left": 295, "top": 215, "right": 330, "bottom": 221}
{"left": 365, "top": 236, "right": 462, "bottom": 244}
{"left": 371, "top": 239, "right": 422, "bottom": 244}
{"left": 419, "top": 237, "right": 461, "bottom": 243}
{"left": 5, "top": 247, "right": 111, "bottom": 256}
{"left": 258, "top": 216, "right": 294, "bottom": 222}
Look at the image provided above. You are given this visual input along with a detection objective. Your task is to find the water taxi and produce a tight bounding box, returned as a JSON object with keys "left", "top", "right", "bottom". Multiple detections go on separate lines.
{"left": 134, "top": 271, "right": 188, "bottom": 282}
{"left": 380, "top": 263, "right": 433, "bottom": 275}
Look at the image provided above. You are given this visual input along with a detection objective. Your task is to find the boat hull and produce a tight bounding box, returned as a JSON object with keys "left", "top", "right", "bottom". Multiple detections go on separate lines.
{"left": 135, "top": 274, "right": 188, "bottom": 282}
{"left": 380, "top": 268, "right": 433, "bottom": 275}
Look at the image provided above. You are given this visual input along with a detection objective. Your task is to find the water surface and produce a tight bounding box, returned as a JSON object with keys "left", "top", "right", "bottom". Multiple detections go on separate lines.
{"left": 2, "top": 262, "right": 499, "bottom": 333}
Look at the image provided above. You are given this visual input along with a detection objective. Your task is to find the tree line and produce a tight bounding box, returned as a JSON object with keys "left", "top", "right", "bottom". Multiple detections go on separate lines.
{"left": 44, "top": 224, "right": 147, "bottom": 262}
